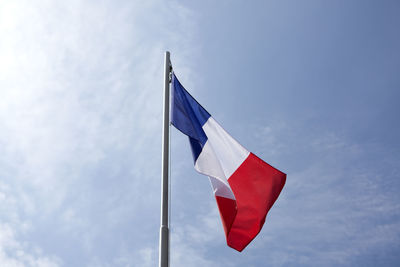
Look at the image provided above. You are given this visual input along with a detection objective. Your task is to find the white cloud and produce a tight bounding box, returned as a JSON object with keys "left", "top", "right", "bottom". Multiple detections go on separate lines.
{"left": 0, "top": 0, "right": 203, "bottom": 265}
{"left": 0, "top": 222, "right": 61, "bottom": 267}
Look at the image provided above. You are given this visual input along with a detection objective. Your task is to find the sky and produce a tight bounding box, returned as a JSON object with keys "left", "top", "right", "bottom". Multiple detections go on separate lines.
{"left": 0, "top": 0, "right": 399, "bottom": 266}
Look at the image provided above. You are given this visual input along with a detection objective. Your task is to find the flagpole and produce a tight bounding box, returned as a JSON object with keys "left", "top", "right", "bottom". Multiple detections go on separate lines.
{"left": 159, "top": 51, "right": 171, "bottom": 267}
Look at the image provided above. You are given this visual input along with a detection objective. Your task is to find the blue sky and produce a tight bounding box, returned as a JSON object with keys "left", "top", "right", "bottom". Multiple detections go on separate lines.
{"left": 0, "top": 0, "right": 399, "bottom": 266}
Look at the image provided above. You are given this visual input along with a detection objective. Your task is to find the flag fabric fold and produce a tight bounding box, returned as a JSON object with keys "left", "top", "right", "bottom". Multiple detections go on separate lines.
{"left": 171, "top": 73, "right": 286, "bottom": 252}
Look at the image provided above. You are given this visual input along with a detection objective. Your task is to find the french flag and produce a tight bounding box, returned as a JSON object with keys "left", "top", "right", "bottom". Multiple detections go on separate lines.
{"left": 171, "top": 73, "right": 286, "bottom": 252}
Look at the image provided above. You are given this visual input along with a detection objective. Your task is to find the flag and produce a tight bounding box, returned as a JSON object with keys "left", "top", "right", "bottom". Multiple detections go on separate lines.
{"left": 171, "top": 73, "right": 286, "bottom": 252}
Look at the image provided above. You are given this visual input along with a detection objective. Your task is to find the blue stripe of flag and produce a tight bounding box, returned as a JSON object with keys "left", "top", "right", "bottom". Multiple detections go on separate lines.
{"left": 171, "top": 73, "right": 211, "bottom": 161}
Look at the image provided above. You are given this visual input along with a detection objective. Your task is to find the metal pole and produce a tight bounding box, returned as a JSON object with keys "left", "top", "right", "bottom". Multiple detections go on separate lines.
{"left": 159, "top": 51, "right": 171, "bottom": 267}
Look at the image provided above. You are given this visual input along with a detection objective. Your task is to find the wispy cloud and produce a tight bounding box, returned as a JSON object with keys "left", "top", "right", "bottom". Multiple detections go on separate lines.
{"left": 0, "top": 0, "right": 202, "bottom": 265}
{"left": 245, "top": 120, "right": 400, "bottom": 266}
